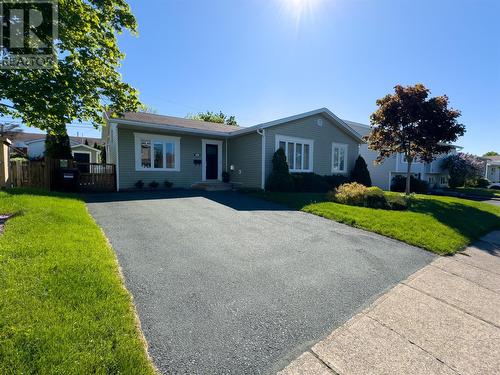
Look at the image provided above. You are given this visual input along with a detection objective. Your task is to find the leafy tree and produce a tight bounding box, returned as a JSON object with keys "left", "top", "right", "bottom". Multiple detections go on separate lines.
{"left": 441, "top": 153, "right": 485, "bottom": 188}
{"left": 45, "top": 132, "right": 73, "bottom": 159}
{"left": 84, "top": 139, "right": 89, "bottom": 146}
{"left": 93, "top": 142, "right": 98, "bottom": 149}
{"left": 266, "top": 148, "right": 295, "bottom": 192}
{"left": 138, "top": 105, "right": 158, "bottom": 114}
{"left": 0, "top": 1, "right": 140, "bottom": 135}
{"left": 187, "top": 111, "right": 238, "bottom": 126}
{"left": 483, "top": 151, "right": 499, "bottom": 157}
{"left": 368, "top": 84, "right": 465, "bottom": 195}
{"left": 100, "top": 145, "right": 107, "bottom": 164}
{"left": 350, "top": 155, "right": 372, "bottom": 187}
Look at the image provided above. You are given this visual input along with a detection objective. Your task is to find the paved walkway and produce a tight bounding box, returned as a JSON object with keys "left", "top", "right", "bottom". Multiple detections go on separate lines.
{"left": 280, "top": 231, "right": 500, "bottom": 375}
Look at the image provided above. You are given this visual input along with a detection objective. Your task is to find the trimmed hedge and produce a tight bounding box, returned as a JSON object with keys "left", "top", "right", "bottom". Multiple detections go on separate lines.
{"left": 391, "top": 175, "right": 429, "bottom": 194}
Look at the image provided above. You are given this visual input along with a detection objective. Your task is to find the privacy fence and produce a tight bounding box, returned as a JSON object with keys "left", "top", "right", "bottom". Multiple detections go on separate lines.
{"left": 10, "top": 158, "right": 116, "bottom": 192}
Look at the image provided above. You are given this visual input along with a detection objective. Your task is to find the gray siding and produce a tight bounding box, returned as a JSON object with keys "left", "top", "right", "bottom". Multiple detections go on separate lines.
{"left": 117, "top": 127, "right": 226, "bottom": 189}
{"left": 264, "top": 114, "right": 360, "bottom": 181}
{"left": 359, "top": 144, "right": 397, "bottom": 190}
{"left": 227, "top": 132, "right": 262, "bottom": 189}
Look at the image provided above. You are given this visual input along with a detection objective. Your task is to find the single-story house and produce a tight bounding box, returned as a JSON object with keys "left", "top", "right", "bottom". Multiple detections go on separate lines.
{"left": 484, "top": 156, "right": 500, "bottom": 183}
{"left": 345, "top": 121, "right": 462, "bottom": 190}
{"left": 103, "top": 108, "right": 364, "bottom": 190}
{"left": 12, "top": 133, "right": 101, "bottom": 163}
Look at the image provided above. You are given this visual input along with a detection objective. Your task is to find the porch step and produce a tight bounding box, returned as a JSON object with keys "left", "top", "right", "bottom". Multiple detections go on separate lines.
{"left": 191, "top": 182, "right": 232, "bottom": 191}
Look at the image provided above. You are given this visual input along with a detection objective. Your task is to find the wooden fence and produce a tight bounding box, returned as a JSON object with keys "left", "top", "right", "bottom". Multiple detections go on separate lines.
{"left": 10, "top": 159, "right": 116, "bottom": 192}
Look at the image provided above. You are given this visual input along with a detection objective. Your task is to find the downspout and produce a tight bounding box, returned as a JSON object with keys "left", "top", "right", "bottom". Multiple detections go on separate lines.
{"left": 225, "top": 138, "right": 228, "bottom": 172}
{"left": 257, "top": 129, "right": 265, "bottom": 190}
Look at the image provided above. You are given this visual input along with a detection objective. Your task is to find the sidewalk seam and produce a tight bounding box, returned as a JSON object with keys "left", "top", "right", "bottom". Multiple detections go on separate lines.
{"left": 429, "top": 261, "right": 500, "bottom": 296}
{"left": 401, "top": 281, "right": 500, "bottom": 330}
{"left": 364, "top": 313, "right": 462, "bottom": 375}
{"left": 308, "top": 350, "right": 340, "bottom": 375}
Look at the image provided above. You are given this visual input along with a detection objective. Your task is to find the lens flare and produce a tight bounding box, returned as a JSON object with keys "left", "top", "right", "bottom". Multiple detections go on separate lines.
{"left": 279, "top": 0, "right": 323, "bottom": 23}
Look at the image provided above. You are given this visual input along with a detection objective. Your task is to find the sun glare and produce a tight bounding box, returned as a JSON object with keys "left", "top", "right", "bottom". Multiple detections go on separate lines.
{"left": 279, "top": 0, "right": 323, "bottom": 23}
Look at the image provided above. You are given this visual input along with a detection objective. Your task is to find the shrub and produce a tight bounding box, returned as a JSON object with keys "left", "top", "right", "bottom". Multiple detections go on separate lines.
{"left": 134, "top": 180, "right": 144, "bottom": 189}
{"left": 391, "top": 175, "right": 429, "bottom": 194}
{"left": 365, "top": 187, "right": 389, "bottom": 209}
{"left": 332, "top": 182, "right": 369, "bottom": 206}
{"left": 441, "top": 153, "right": 485, "bottom": 188}
{"left": 323, "top": 174, "right": 350, "bottom": 190}
{"left": 466, "top": 178, "right": 490, "bottom": 188}
{"left": 222, "top": 171, "right": 230, "bottom": 183}
{"left": 164, "top": 180, "right": 173, "bottom": 188}
{"left": 149, "top": 181, "right": 159, "bottom": 189}
{"left": 266, "top": 149, "right": 295, "bottom": 192}
{"left": 490, "top": 185, "right": 500, "bottom": 190}
{"left": 386, "top": 194, "right": 410, "bottom": 210}
{"left": 350, "top": 156, "right": 372, "bottom": 187}
{"left": 45, "top": 132, "right": 73, "bottom": 159}
{"left": 292, "top": 173, "right": 330, "bottom": 192}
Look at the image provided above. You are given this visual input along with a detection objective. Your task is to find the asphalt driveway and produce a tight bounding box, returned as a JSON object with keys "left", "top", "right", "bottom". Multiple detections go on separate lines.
{"left": 86, "top": 190, "right": 434, "bottom": 374}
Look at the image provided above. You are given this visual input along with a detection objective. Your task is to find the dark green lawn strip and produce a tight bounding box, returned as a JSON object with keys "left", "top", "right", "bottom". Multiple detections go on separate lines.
{"left": 252, "top": 192, "right": 500, "bottom": 255}
{"left": 0, "top": 189, "right": 156, "bottom": 374}
{"left": 447, "top": 187, "right": 500, "bottom": 198}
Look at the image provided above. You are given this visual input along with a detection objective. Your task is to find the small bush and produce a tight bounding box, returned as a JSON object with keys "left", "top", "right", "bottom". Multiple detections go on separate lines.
{"left": 332, "top": 182, "right": 369, "bottom": 206}
{"left": 387, "top": 194, "right": 410, "bottom": 210}
{"left": 466, "top": 178, "right": 490, "bottom": 188}
{"left": 149, "top": 181, "right": 159, "bottom": 189}
{"left": 350, "top": 156, "right": 372, "bottom": 187}
{"left": 135, "top": 180, "right": 144, "bottom": 189}
{"left": 490, "top": 185, "right": 500, "bottom": 190}
{"left": 391, "top": 175, "right": 429, "bottom": 194}
{"left": 323, "top": 174, "right": 350, "bottom": 190}
{"left": 365, "top": 187, "right": 389, "bottom": 209}
{"left": 266, "top": 173, "right": 295, "bottom": 192}
{"left": 292, "top": 173, "right": 330, "bottom": 192}
{"left": 164, "top": 180, "right": 173, "bottom": 188}
{"left": 222, "top": 171, "right": 230, "bottom": 183}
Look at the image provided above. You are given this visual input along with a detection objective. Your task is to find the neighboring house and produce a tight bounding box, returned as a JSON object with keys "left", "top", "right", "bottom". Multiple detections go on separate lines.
{"left": 103, "top": 108, "right": 364, "bottom": 190}
{"left": 484, "top": 156, "right": 500, "bottom": 183}
{"left": 345, "top": 121, "right": 462, "bottom": 190}
{"left": 12, "top": 133, "right": 102, "bottom": 163}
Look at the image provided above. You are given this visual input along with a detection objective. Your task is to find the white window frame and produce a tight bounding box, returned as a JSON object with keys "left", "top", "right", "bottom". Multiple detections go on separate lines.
{"left": 134, "top": 132, "right": 180, "bottom": 172}
{"left": 202, "top": 139, "right": 223, "bottom": 181}
{"left": 331, "top": 143, "right": 348, "bottom": 174}
{"left": 275, "top": 135, "right": 314, "bottom": 173}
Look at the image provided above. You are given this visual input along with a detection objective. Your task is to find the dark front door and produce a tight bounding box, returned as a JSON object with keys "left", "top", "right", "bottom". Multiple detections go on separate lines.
{"left": 205, "top": 144, "right": 218, "bottom": 180}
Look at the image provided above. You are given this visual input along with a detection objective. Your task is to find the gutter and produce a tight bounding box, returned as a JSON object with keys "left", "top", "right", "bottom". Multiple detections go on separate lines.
{"left": 257, "top": 128, "right": 265, "bottom": 190}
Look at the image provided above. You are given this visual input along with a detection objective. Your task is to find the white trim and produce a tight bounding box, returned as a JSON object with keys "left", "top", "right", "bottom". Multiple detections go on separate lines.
{"left": 331, "top": 142, "right": 348, "bottom": 174}
{"left": 111, "top": 107, "right": 364, "bottom": 143}
{"left": 232, "top": 108, "right": 364, "bottom": 142}
{"left": 134, "top": 132, "right": 181, "bottom": 172}
{"left": 71, "top": 143, "right": 99, "bottom": 152}
{"left": 114, "top": 118, "right": 232, "bottom": 138}
{"left": 275, "top": 134, "right": 314, "bottom": 173}
{"left": 112, "top": 123, "right": 120, "bottom": 191}
{"left": 72, "top": 150, "right": 92, "bottom": 163}
{"left": 257, "top": 129, "right": 266, "bottom": 189}
{"left": 202, "top": 139, "right": 223, "bottom": 181}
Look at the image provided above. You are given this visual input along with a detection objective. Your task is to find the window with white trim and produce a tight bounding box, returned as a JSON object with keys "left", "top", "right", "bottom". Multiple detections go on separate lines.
{"left": 134, "top": 133, "right": 180, "bottom": 171}
{"left": 332, "top": 143, "right": 348, "bottom": 173}
{"left": 276, "top": 136, "right": 313, "bottom": 172}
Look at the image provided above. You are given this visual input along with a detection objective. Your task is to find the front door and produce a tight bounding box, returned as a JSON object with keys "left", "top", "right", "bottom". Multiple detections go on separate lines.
{"left": 205, "top": 144, "right": 218, "bottom": 180}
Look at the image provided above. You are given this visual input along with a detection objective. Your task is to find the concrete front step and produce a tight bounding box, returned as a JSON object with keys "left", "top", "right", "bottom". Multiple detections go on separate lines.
{"left": 191, "top": 181, "right": 232, "bottom": 191}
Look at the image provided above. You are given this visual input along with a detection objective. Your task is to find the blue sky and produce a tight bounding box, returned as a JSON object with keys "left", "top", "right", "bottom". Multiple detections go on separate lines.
{"left": 26, "top": 0, "right": 500, "bottom": 155}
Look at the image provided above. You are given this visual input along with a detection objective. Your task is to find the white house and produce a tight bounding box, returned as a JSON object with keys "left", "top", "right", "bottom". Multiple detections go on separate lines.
{"left": 345, "top": 120, "right": 462, "bottom": 190}
{"left": 12, "top": 133, "right": 101, "bottom": 163}
{"left": 484, "top": 156, "right": 500, "bottom": 184}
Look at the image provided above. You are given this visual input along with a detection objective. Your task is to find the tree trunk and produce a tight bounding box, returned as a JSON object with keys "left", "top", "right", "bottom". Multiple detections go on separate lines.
{"left": 405, "top": 158, "right": 412, "bottom": 195}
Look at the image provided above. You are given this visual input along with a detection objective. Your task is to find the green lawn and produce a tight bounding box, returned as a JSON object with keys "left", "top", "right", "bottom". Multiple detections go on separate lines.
{"left": 447, "top": 187, "right": 500, "bottom": 198}
{"left": 0, "top": 189, "right": 156, "bottom": 374}
{"left": 252, "top": 191, "right": 500, "bottom": 255}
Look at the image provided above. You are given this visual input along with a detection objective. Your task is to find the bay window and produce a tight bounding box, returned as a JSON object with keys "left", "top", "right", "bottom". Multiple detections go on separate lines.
{"left": 135, "top": 133, "right": 180, "bottom": 171}
{"left": 276, "top": 135, "right": 313, "bottom": 172}
{"left": 332, "top": 143, "right": 348, "bottom": 173}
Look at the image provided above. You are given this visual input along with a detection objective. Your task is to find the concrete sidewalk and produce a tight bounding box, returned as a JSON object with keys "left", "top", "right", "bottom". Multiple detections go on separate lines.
{"left": 279, "top": 231, "right": 500, "bottom": 375}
